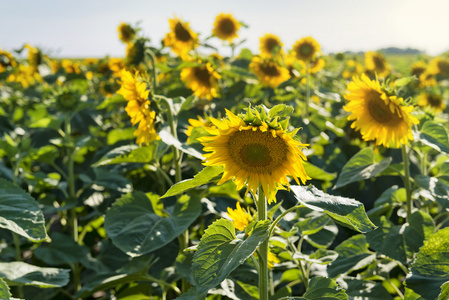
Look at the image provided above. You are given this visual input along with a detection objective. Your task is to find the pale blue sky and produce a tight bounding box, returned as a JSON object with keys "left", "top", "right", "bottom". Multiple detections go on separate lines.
{"left": 2, "top": 0, "right": 448, "bottom": 58}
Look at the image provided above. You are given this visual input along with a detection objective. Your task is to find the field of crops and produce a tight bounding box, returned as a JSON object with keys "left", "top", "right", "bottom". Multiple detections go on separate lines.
{"left": 1, "top": 14, "right": 449, "bottom": 300}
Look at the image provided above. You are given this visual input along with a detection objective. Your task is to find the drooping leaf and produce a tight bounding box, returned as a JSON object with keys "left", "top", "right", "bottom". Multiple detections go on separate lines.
{"left": 417, "top": 121, "right": 449, "bottom": 154}
{"left": 105, "top": 192, "right": 201, "bottom": 256}
{"left": 158, "top": 127, "right": 204, "bottom": 160}
{"left": 290, "top": 185, "right": 376, "bottom": 233}
{"left": 0, "top": 178, "right": 47, "bottom": 241}
{"left": 303, "top": 162, "right": 337, "bottom": 182}
{"left": 335, "top": 147, "right": 392, "bottom": 189}
{"left": 192, "top": 219, "right": 270, "bottom": 296}
{"left": 161, "top": 166, "right": 224, "bottom": 198}
{"left": 405, "top": 227, "right": 449, "bottom": 299}
{"left": 290, "top": 276, "right": 349, "bottom": 299}
{"left": 0, "top": 277, "right": 11, "bottom": 300}
{"left": 414, "top": 175, "right": 449, "bottom": 210}
{"left": 34, "top": 232, "right": 90, "bottom": 265}
{"left": 92, "top": 144, "right": 157, "bottom": 167}
{"left": 0, "top": 262, "right": 69, "bottom": 287}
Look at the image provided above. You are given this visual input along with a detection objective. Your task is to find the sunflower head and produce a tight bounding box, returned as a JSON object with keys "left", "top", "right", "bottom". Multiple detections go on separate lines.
{"left": 227, "top": 202, "right": 253, "bottom": 231}
{"left": 418, "top": 92, "right": 446, "bottom": 114}
{"left": 300, "top": 57, "right": 325, "bottom": 74}
{"left": 259, "top": 34, "right": 283, "bottom": 58}
{"left": 24, "top": 44, "right": 42, "bottom": 73}
{"left": 249, "top": 56, "right": 290, "bottom": 88}
{"left": 213, "top": 13, "right": 241, "bottom": 42}
{"left": 185, "top": 115, "right": 217, "bottom": 143}
{"left": 427, "top": 56, "right": 449, "bottom": 77}
{"left": 54, "top": 88, "right": 80, "bottom": 112}
{"left": 0, "top": 48, "right": 16, "bottom": 69}
{"left": 180, "top": 62, "right": 221, "bottom": 100}
{"left": 117, "top": 22, "right": 136, "bottom": 43}
{"left": 200, "top": 105, "right": 310, "bottom": 204}
{"left": 126, "top": 38, "right": 146, "bottom": 66}
{"left": 61, "top": 59, "right": 81, "bottom": 74}
{"left": 292, "top": 37, "right": 321, "bottom": 62}
{"left": 163, "top": 17, "right": 199, "bottom": 59}
{"left": 364, "top": 51, "right": 390, "bottom": 78}
{"left": 344, "top": 74, "right": 419, "bottom": 148}
{"left": 342, "top": 59, "right": 363, "bottom": 79}
{"left": 411, "top": 61, "right": 427, "bottom": 78}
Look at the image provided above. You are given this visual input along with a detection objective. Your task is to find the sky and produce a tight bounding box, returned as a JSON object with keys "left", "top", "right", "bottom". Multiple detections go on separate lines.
{"left": 1, "top": 0, "right": 448, "bottom": 58}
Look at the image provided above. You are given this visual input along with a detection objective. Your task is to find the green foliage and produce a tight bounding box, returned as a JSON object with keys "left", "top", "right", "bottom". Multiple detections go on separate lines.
{"left": 0, "top": 262, "right": 69, "bottom": 287}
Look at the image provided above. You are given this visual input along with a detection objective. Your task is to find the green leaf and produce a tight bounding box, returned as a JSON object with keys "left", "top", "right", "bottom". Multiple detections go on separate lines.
{"left": 335, "top": 148, "right": 392, "bottom": 189}
{"left": 304, "top": 162, "right": 337, "bottom": 182}
{"left": 93, "top": 168, "right": 132, "bottom": 193}
{"left": 290, "top": 185, "right": 376, "bottom": 233}
{"left": 34, "top": 232, "right": 90, "bottom": 265}
{"left": 293, "top": 249, "right": 338, "bottom": 265}
{"left": 267, "top": 104, "right": 294, "bottom": 119}
{"left": 394, "top": 76, "right": 414, "bottom": 88}
{"left": 0, "top": 261, "right": 69, "bottom": 287}
{"left": 161, "top": 166, "right": 224, "bottom": 198}
{"left": 291, "top": 276, "right": 349, "bottom": 299}
{"left": 105, "top": 192, "right": 201, "bottom": 256}
{"left": 404, "top": 211, "right": 435, "bottom": 255}
{"left": 417, "top": 121, "right": 449, "bottom": 154}
{"left": 28, "top": 116, "right": 63, "bottom": 130}
{"left": 294, "top": 213, "right": 330, "bottom": 235}
{"left": 0, "top": 277, "right": 11, "bottom": 300}
{"left": 175, "top": 286, "right": 206, "bottom": 300}
{"left": 96, "top": 93, "right": 126, "bottom": 110}
{"left": 405, "top": 227, "right": 449, "bottom": 299}
{"left": 92, "top": 144, "right": 157, "bottom": 167}
{"left": 344, "top": 278, "right": 393, "bottom": 300}
{"left": 158, "top": 127, "right": 204, "bottom": 160}
{"left": 414, "top": 175, "right": 449, "bottom": 210}
{"left": 327, "top": 235, "right": 376, "bottom": 278}
{"left": 0, "top": 178, "right": 47, "bottom": 241}
{"left": 192, "top": 219, "right": 270, "bottom": 296}
{"left": 107, "top": 127, "right": 135, "bottom": 145}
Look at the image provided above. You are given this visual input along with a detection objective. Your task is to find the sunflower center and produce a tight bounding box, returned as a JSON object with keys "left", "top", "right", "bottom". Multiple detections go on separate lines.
{"left": 265, "top": 38, "right": 279, "bottom": 53}
{"left": 228, "top": 129, "right": 288, "bottom": 173}
{"left": 366, "top": 91, "right": 402, "bottom": 126}
{"left": 260, "top": 62, "right": 281, "bottom": 77}
{"left": 300, "top": 44, "right": 312, "bottom": 56}
{"left": 373, "top": 56, "right": 385, "bottom": 71}
{"left": 174, "top": 22, "right": 192, "bottom": 42}
{"left": 427, "top": 95, "right": 442, "bottom": 107}
{"left": 437, "top": 60, "right": 449, "bottom": 75}
{"left": 219, "top": 19, "right": 236, "bottom": 35}
{"left": 193, "top": 67, "right": 211, "bottom": 87}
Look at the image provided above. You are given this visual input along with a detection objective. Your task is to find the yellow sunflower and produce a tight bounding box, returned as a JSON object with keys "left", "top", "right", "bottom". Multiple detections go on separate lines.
{"left": 342, "top": 59, "right": 363, "bottom": 79}
{"left": 108, "top": 58, "right": 125, "bottom": 77}
{"left": 364, "top": 51, "right": 390, "bottom": 78}
{"left": 126, "top": 38, "right": 146, "bottom": 66}
{"left": 61, "top": 59, "right": 81, "bottom": 74}
{"left": 227, "top": 202, "right": 253, "bottom": 231}
{"left": 185, "top": 115, "right": 216, "bottom": 143}
{"left": 418, "top": 93, "right": 446, "bottom": 114}
{"left": 163, "top": 17, "right": 199, "bottom": 59}
{"left": 427, "top": 56, "right": 449, "bottom": 77}
{"left": 24, "top": 44, "right": 42, "bottom": 74}
{"left": 200, "top": 107, "right": 310, "bottom": 204}
{"left": 180, "top": 63, "right": 221, "bottom": 100}
{"left": 249, "top": 56, "right": 290, "bottom": 88}
{"left": 344, "top": 74, "right": 419, "bottom": 148}
{"left": 117, "top": 22, "right": 136, "bottom": 43}
{"left": 410, "top": 61, "right": 427, "bottom": 79}
{"left": 117, "top": 70, "right": 159, "bottom": 145}
{"left": 0, "top": 48, "right": 16, "bottom": 71}
{"left": 292, "top": 37, "right": 321, "bottom": 62}
{"left": 300, "top": 57, "right": 325, "bottom": 74}
{"left": 7, "top": 65, "right": 42, "bottom": 88}
{"left": 259, "top": 34, "right": 283, "bottom": 57}
{"left": 212, "top": 13, "right": 240, "bottom": 42}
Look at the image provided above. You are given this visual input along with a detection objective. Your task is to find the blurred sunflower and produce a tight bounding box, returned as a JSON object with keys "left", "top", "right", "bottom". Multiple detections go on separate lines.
{"left": 300, "top": 57, "right": 325, "bottom": 74}
{"left": 344, "top": 74, "right": 419, "bottom": 148}
{"left": 342, "top": 59, "right": 363, "bottom": 79}
{"left": 200, "top": 107, "right": 310, "bottom": 204}
{"left": 249, "top": 56, "right": 290, "bottom": 88}
{"left": 185, "top": 115, "right": 216, "bottom": 143}
{"left": 410, "top": 61, "right": 427, "bottom": 79}
{"left": 364, "top": 51, "right": 390, "bottom": 77}
{"left": 259, "top": 34, "right": 283, "bottom": 57}
{"left": 117, "top": 70, "right": 159, "bottom": 145}
{"left": 212, "top": 13, "right": 240, "bottom": 42}
{"left": 227, "top": 202, "right": 253, "bottom": 231}
{"left": 126, "top": 38, "right": 146, "bottom": 66}
{"left": 419, "top": 71, "right": 437, "bottom": 87}
{"left": 427, "top": 56, "right": 449, "bottom": 77}
{"left": 7, "top": 65, "right": 42, "bottom": 88}
{"left": 117, "top": 22, "right": 136, "bottom": 43}
{"left": 61, "top": 59, "right": 81, "bottom": 74}
{"left": 0, "top": 49, "right": 16, "bottom": 72}
{"left": 108, "top": 58, "right": 125, "bottom": 77}
{"left": 180, "top": 63, "right": 221, "bottom": 100}
{"left": 163, "top": 17, "right": 199, "bottom": 59}
{"left": 418, "top": 93, "right": 446, "bottom": 114}
{"left": 24, "top": 44, "right": 42, "bottom": 73}
{"left": 292, "top": 37, "right": 320, "bottom": 62}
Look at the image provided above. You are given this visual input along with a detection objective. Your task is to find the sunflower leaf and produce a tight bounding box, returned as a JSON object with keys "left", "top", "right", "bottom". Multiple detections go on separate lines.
{"left": 417, "top": 121, "right": 449, "bottom": 154}
{"left": 192, "top": 219, "right": 270, "bottom": 296}
{"left": 334, "top": 147, "right": 392, "bottom": 189}
{"left": 158, "top": 127, "right": 205, "bottom": 160}
{"left": 287, "top": 276, "right": 349, "bottom": 299}
{"left": 92, "top": 144, "right": 157, "bottom": 167}
{"left": 161, "top": 165, "right": 224, "bottom": 198}
{"left": 290, "top": 185, "right": 376, "bottom": 233}
{"left": 0, "top": 278, "right": 11, "bottom": 300}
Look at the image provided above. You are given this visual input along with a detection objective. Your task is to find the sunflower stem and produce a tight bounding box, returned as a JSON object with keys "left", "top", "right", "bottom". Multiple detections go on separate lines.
{"left": 304, "top": 63, "right": 311, "bottom": 119}
{"left": 257, "top": 186, "right": 269, "bottom": 300}
{"left": 401, "top": 144, "right": 413, "bottom": 223}
{"left": 145, "top": 48, "right": 158, "bottom": 91}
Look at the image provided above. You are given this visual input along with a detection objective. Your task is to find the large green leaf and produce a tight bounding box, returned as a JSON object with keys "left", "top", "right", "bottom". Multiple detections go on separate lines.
{"left": 161, "top": 166, "right": 224, "bottom": 198}
{"left": 192, "top": 219, "right": 270, "bottom": 296}
{"left": 0, "top": 277, "right": 11, "bottom": 300}
{"left": 405, "top": 227, "right": 449, "bottom": 299}
{"left": 414, "top": 175, "right": 449, "bottom": 210}
{"left": 335, "top": 147, "right": 392, "bottom": 189}
{"left": 304, "top": 162, "right": 337, "bottom": 182}
{"left": 290, "top": 276, "right": 349, "bottom": 299}
{"left": 34, "top": 232, "right": 90, "bottom": 265}
{"left": 92, "top": 144, "right": 157, "bottom": 167}
{"left": 158, "top": 127, "right": 204, "bottom": 160}
{"left": 290, "top": 185, "right": 376, "bottom": 233}
{"left": 0, "top": 262, "right": 69, "bottom": 288}
{"left": 344, "top": 278, "right": 393, "bottom": 300}
{"left": 439, "top": 282, "right": 449, "bottom": 300}
{"left": 417, "top": 121, "right": 449, "bottom": 154}
{"left": 0, "top": 178, "right": 47, "bottom": 241}
{"left": 105, "top": 192, "right": 201, "bottom": 256}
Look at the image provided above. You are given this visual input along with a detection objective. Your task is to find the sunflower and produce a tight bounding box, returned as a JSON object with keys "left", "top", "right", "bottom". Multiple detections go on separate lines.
{"left": 427, "top": 56, "right": 449, "bottom": 77}
{"left": 126, "top": 38, "right": 146, "bottom": 66}
{"left": 108, "top": 58, "right": 125, "bottom": 77}
{"left": 344, "top": 74, "right": 419, "bottom": 148}
{"left": 61, "top": 59, "right": 81, "bottom": 74}
{"left": 180, "top": 63, "right": 221, "bottom": 100}
{"left": 163, "top": 17, "right": 199, "bottom": 59}
{"left": 249, "top": 56, "right": 290, "bottom": 88}
{"left": 117, "top": 22, "right": 136, "bottom": 43}
{"left": 212, "top": 13, "right": 240, "bottom": 42}
{"left": 24, "top": 44, "right": 42, "bottom": 74}
{"left": 292, "top": 37, "right": 321, "bottom": 62}
{"left": 418, "top": 93, "right": 446, "bottom": 114}
{"left": 259, "top": 34, "right": 283, "bottom": 57}
{"left": 117, "top": 70, "right": 159, "bottom": 145}
{"left": 300, "top": 57, "right": 325, "bottom": 74}
{"left": 410, "top": 61, "right": 427, "bottom": 79}
{"left": 342, "top": 59, "right": 363, "bottom": 79}
{"left": 364, "top": 51, "right": 390, "bottom": 77}
{"left": 0, "top": 48, "right": 16, "bottom": 71}
{"left": 227, "top": 202, "right": 253, "bottom": 231}
{"left": 200, "top": 107, "right": 310, "bottom": 204}
{"left": 185, "top": 115, "right": 216, "bottom": 143}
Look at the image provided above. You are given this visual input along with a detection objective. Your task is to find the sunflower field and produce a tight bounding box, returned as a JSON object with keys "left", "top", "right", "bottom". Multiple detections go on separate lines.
{"left": 1, "top": 14, "right": 449, "bottom": 300}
